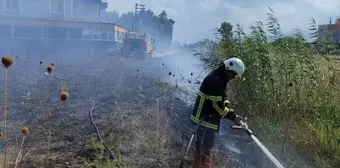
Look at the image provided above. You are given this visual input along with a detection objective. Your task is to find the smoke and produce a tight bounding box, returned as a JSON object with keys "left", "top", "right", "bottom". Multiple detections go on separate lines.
{"left": 0, "top": 1, "right": 320, "bottom": 167}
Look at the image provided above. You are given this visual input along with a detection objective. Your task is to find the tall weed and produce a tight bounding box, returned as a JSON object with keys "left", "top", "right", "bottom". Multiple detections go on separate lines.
{"left": 199, "top": 7, "right": 340, "bottom": 168}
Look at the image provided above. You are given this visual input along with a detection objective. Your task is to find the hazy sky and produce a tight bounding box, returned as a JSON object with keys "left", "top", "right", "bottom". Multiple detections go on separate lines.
{"left": 105, "top": 0, "right": 340, "bottom": 43}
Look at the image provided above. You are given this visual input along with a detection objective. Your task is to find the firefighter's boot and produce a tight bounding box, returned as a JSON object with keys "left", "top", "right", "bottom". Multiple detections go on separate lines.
{"left": 202, "top": 158, "right": 212, "bottom": 168}
{"left": 193, "top": 152, "right": 202, "bottom": 168}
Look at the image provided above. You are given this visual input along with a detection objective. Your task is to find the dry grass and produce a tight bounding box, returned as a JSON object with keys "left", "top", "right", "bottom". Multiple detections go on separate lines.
{"left": 0, "top": 51, "right": 240, "bottom": 168}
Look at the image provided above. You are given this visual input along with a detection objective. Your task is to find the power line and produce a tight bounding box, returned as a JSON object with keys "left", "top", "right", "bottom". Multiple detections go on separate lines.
{"left": 133, "top": 3, "right": 145, "bottom": 35}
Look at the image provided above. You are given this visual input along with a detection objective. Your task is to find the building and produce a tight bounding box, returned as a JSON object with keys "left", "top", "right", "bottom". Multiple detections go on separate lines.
{"left": 318, "top": 18, "right": 340, "bottom": 43}
{"left": 0, "top": 0, "right": 128, "bottom": 53}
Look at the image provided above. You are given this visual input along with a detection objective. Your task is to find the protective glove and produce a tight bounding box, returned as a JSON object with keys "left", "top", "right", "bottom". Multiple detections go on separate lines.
{"left": 234, "top": 115, "right": 243, "bottom": 126}
{"left": 224, "top": 100, "right": 231, "bottom": 108}
{"left": 224, "top": 100, "right": 243, "bottom": 125}
{"left": 224, "top": 100, "right": 235, "bottom": 113}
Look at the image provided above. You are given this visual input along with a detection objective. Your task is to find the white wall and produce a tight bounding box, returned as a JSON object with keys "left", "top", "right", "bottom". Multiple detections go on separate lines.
{"left": 19, "top": 0, "right": 50, "bottom": 18}
{"left": 64, "top": 0, "right": 72, "bottom": 19}
{"left": 73, "top": 0, "right": 100, "bottom": 21}
{"left": 0, "top": 0, "right": 100, "bottom": 22}
{"left": 0, "top": 0, "right": 3, "bottom": 16}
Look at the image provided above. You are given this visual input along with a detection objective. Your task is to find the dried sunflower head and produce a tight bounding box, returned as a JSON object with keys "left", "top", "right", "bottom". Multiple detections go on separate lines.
{"left": 2, "top": 56, "right": 14, "bottom": 68}
{"left": 22, "top": 127, "right": 29, "bottom": 135}
{"left": 47, "top": 65, "right": 54, "bottom": 75}
{"left": 61, "top": 92, "right": 69, "bottom": 101}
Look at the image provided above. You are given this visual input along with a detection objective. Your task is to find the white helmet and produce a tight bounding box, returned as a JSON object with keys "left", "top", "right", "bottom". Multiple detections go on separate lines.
{"left": 223, "top": 57, "right": 245, "bottom": 76}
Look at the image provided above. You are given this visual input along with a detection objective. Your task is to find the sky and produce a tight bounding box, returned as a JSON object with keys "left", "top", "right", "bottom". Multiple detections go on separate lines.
{"left": 104, "top": 0, "right": 340, "bottom": 43}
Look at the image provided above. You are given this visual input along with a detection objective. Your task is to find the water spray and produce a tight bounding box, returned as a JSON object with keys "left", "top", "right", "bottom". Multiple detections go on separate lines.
{"left": 232, "top": 121, "right": 285, "bottom": 168}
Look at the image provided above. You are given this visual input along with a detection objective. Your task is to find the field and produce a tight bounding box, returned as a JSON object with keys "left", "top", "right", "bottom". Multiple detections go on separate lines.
{"left": 0, "top": 51, "right": 273, "bottom": 168}
{"left": 1, "top": 11, "right": 340, "bottom": 167}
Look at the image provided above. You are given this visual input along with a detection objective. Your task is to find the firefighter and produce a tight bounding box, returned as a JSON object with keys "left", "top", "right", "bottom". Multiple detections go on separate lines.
{"left": 191, "top": 57, "right": 245, "bottom": 168}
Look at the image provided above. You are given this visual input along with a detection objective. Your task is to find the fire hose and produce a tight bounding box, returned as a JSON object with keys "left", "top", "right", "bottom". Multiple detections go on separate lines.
{"left": 177, "top": 118, "right": 285, "bottom": 168}
{"left": 231, "top": 120, "right": 285, "bottom": 168}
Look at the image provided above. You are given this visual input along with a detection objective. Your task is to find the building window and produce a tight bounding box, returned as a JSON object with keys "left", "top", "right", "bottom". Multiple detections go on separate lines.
{"left": 101, "top": 30, "right": 108, "bottom": 40}
{"left": 50, "top": 0, "right": 64, "bottom": 13}
{"left": 82, "top": 29, "right": 91, "bottom": 40}
{"left": 67, "top": 28, "right": 82, "bottom": 39}
{"left": 43, "top": 27, "right": 67, "bottom": 39}
{"left": 5, "top": 0, "right": 19, "bottom": 10}
{"left": 14, "top": 25, "right": 41, "bottom": 39}
{"left": 0, "top": 24, "right": 12, "bottom": 38}
{"left": 92, "top": 29, "right": 101, "bottom": 40}
{"left": 108, "top": 31, "right": 114, "bottom": 41}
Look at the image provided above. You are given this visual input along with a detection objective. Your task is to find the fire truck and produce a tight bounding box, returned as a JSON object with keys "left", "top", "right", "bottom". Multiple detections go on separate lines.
{"left": 109, "top": 32, "right": 154, "bottom": 59}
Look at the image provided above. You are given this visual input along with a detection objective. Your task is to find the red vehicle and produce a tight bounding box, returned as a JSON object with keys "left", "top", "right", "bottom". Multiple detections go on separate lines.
{"left": 121, "top": 32, "right": 153, "bottom": 59}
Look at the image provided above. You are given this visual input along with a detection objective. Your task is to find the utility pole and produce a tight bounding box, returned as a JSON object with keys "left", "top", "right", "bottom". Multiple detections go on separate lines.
{"left": 133, "top": 3, "right": 145, "bottom": 35}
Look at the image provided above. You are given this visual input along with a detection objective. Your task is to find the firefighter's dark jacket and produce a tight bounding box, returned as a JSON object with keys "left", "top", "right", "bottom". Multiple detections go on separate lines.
{"left": 191, "top": 64, "right": 236, "bottom": 132}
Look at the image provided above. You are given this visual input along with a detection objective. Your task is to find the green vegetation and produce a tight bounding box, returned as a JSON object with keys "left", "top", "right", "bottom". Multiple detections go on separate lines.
{"left": 84, "top": 139, "right": 129, "bottom": 168}
{"left": 197, "top": 7, "right": 340, "bottom": 168}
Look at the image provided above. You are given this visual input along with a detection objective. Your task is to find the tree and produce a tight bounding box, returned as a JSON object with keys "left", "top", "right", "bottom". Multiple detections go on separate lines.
{"left": 152, "top": 11, "right": 175, "bottom": 48}
{"left": 100, "top": 10, "right": 119, "bottom": 23}
{"left": 116, "top": 12, "right": 135, "bottom": 30}
{"left": 112, "top": 9, "right": 175, "bottom": 49}
{"left": 218, "top": 22, "right": 233, "bottom": 41}
{"left": 216, "top": 22, "right": 235, "bottom": 58}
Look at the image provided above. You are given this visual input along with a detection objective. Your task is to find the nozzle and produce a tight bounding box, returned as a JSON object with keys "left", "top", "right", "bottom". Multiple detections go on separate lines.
{"left": 231, "top": 120, "right": 253, "bottom": 136}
